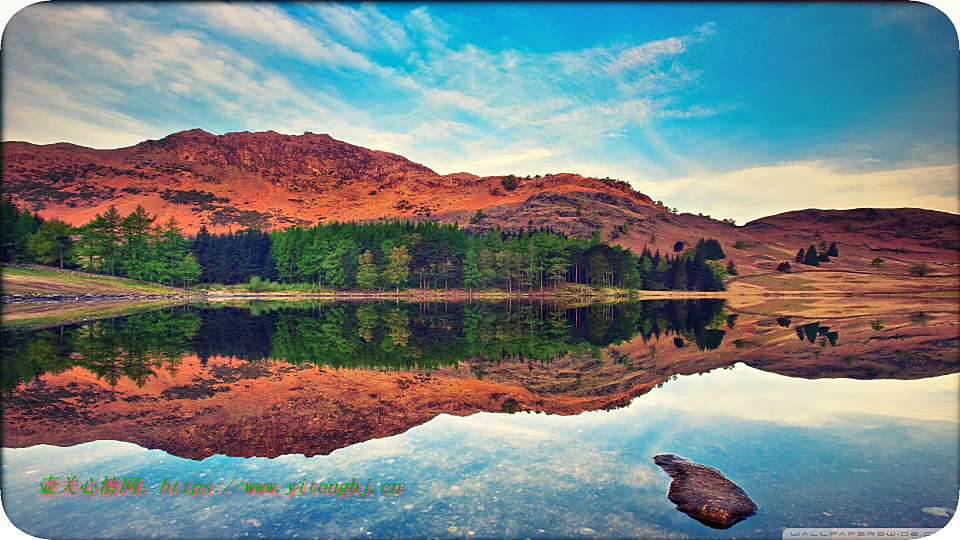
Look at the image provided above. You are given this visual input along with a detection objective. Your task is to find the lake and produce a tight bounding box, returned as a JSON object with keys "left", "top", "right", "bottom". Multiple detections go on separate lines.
{"left": 2, "top": 299, "right": 958, "bottom": 538}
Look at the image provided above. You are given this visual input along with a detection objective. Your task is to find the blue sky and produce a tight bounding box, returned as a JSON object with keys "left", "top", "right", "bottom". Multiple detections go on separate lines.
{"left": 2, "top": 2, "right": 958, "bottom": 222}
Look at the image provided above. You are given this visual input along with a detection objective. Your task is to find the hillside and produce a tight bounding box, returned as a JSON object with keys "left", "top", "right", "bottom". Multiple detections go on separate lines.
{"left": 3, "top": 129, "right": 958, "bottom": 289}
{"left": 2, "top": 129, "right": 652, "bottom": 232}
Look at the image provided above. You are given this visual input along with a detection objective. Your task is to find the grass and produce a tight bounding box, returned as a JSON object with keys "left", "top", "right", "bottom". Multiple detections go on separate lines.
{"left": 2, "top": 266, "right": 184, "bottom": 297}
{"left": 737, "top": 274, "right": 818, "bottom": 291}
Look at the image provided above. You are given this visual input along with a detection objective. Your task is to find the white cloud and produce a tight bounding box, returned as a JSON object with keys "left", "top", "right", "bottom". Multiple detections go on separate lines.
{"left": 447, "top": 148, "right": 555, "bottom": 175}
{"left": 644, "top": 160, "right": 960, "bottom": 223}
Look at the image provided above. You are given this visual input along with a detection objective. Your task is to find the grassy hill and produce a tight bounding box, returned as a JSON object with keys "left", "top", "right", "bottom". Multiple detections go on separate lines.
{"left": 2, "top": 266, "right": 186, "bottom": 297}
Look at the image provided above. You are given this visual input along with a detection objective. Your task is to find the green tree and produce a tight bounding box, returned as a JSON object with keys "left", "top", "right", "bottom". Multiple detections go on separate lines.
{"left": 827, "top": 242, "right": 839, "bottom": 257}
{"left": 118, "top": 205, "right": 155, "bottom": 279}
{"left": 28, "top": 219, "right": 75, "bottom": 268}
{"left": 12, "top": 208, "right": 41, "bottom": 263}
{"left": 356, "top": 250, "right": 378, "bottom": 290}
{"left": 478, "top": 249, "right": 496, "bottom": 287}
{"left": 803, "top": 245, "right": 820, "bottom": 267}
{"left": 500, "top": 175, "right": 519, "bottom": 190}
{"left": 547, "top": 256, "right": 569, "bottom": 290}
{"left": 462, "top": 248, "right": 482, "bottom": 292}
{"left": 320, "top": 239, "right": 353, "bottom": 289}
{"left": 588, "top": 252, "right": 611, "bottom": 286}
{"left": 469, "top": 209, "right": 485, "bottom": 225}
{"left": 98, "top": 206, "right": 122, "bottom": 275}
{"left": 385, "top": 245, "right": 411, "bottom": 293}
{"left": 726, "top": 260, "right": 738, "bottom": 276}
{"left": 870, "top": 257, "right": 884, "bottom": 270}
{"left": 174, "top": 253, "right": 202, "bottom": 287}
{"left": 733, "top": 240, "right": 745, "bottom": 249}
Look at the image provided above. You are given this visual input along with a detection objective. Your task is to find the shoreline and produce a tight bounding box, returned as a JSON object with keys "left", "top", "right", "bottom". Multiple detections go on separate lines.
{"left": 3, "top": 288, "right": 956, "bottom": 330}
{"left": 3, "top": 287, "right": 958, "bottom": 305}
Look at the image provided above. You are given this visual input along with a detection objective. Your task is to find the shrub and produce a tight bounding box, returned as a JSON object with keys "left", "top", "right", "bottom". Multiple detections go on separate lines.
{"left": 248, "top": 275, "right": 266, "bottom": 292}
{"left": 726, "top": 260, "right": 739, "bottom": 275}
{"left": 870, "top": 257, "right": 884, "bottom": 270}
{"left": 500, "top": 175, "right": 519, "bottom": 190}
{"left": 909, "top": 263, "right": 931, "bottom": 277}
{"left": 818, "top": 253, "right": 830, "bottom": 262}
{"left": 733, "top": 240, "right": 745, "bottom": 249}
{"left": 795, "top": 248, "right": 805, "bottom": 263}
{"left": 827, "top": 241, "right": 839, "bottom": 257}
{"left": 777, "top": 262, "right": 791, "bottom": 273}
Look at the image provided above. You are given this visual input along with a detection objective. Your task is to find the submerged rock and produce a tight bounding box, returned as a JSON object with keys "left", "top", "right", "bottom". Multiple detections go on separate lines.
{"left": 653, "top": 454, "right": 758, "bottom": 529}
{"left": 921, "top": 507, "right": 954, "bottom": 517}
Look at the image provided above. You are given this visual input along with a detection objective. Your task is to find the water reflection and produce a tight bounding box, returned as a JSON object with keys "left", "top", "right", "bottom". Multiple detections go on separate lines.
{"left": 2, "top": 299, "right": 730, "bottom": 393}
{"left": 2, "top": 299, "right": 958, "bottom": 462}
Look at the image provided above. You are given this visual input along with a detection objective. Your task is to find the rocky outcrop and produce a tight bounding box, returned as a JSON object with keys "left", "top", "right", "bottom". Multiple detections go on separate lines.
{"left": 653, "top": 454, "right": 758, "bottom": 529}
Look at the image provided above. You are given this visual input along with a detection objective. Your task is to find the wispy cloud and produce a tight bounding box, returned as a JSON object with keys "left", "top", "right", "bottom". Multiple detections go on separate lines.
{"left": 3, "top": 2, "right": 720, "bottom": 159}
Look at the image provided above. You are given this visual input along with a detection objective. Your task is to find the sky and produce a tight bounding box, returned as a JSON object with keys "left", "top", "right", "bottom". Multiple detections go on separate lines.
{"left": 2, "top": 2, "right": 958, "bottom": 223}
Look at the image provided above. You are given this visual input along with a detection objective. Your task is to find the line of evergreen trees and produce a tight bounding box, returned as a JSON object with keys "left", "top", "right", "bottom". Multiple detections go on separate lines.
{"left": 2, "top": 196, "right": 727, "bottom": 292}
{"left": 195, "top": 220, "right": 727, "bottom": 292}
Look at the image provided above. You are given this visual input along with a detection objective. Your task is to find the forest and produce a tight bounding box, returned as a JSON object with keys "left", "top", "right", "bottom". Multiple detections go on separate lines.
{"left": 2, "top": 197, "right": 727, "bottom": 293}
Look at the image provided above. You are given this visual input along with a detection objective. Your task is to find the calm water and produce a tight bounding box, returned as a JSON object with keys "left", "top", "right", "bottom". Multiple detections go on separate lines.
{"left": 2, "top": 299, "right": 958, "bottom": 538}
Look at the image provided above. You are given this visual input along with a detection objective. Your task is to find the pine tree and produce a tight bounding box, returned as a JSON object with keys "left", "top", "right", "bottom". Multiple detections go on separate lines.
{"left": 28, "top": 219, "right": 74, "bottom": 268}
{"left": 478, "top": 249, "right": 496, "bottom": 287}
{"left": 99, "top": 206, "right": 122, "bottom": 275}
{"left": 462, "top": 248, "right": 482, "bottom": 292}
{"left": 827, "top": 242, "right": 839, "bottom": 257}
{"left": 0, "top": 197, "right": 20, "bottom": 263}
{"left": 803, "top": 245, "right": 820, "bottom": 266}
{"left": 795, "top": 248, "right": 805, "bottom": 263}
{"left": 174, "top": 254, "right": 202, "bottom": 287}
{"left": 12, "top": 208, "right": 41, "bottom": 263}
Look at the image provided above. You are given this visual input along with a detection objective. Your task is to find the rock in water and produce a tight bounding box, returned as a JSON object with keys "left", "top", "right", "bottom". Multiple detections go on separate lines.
{"left": 653, "top": 454, "right": 758, "bottom": 529}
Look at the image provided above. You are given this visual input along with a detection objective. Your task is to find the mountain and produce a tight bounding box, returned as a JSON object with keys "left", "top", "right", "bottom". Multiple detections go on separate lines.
{"left": 3, "top": 129, "right": 958, "bottom": 285}
{"left": 2, "top": 128, "right": 652, "bottom": 232}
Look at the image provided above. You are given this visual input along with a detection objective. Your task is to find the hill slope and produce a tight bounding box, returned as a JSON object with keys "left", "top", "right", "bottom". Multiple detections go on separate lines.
{"left": 2, "top": 129, "right": 652, "bottom": 232}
